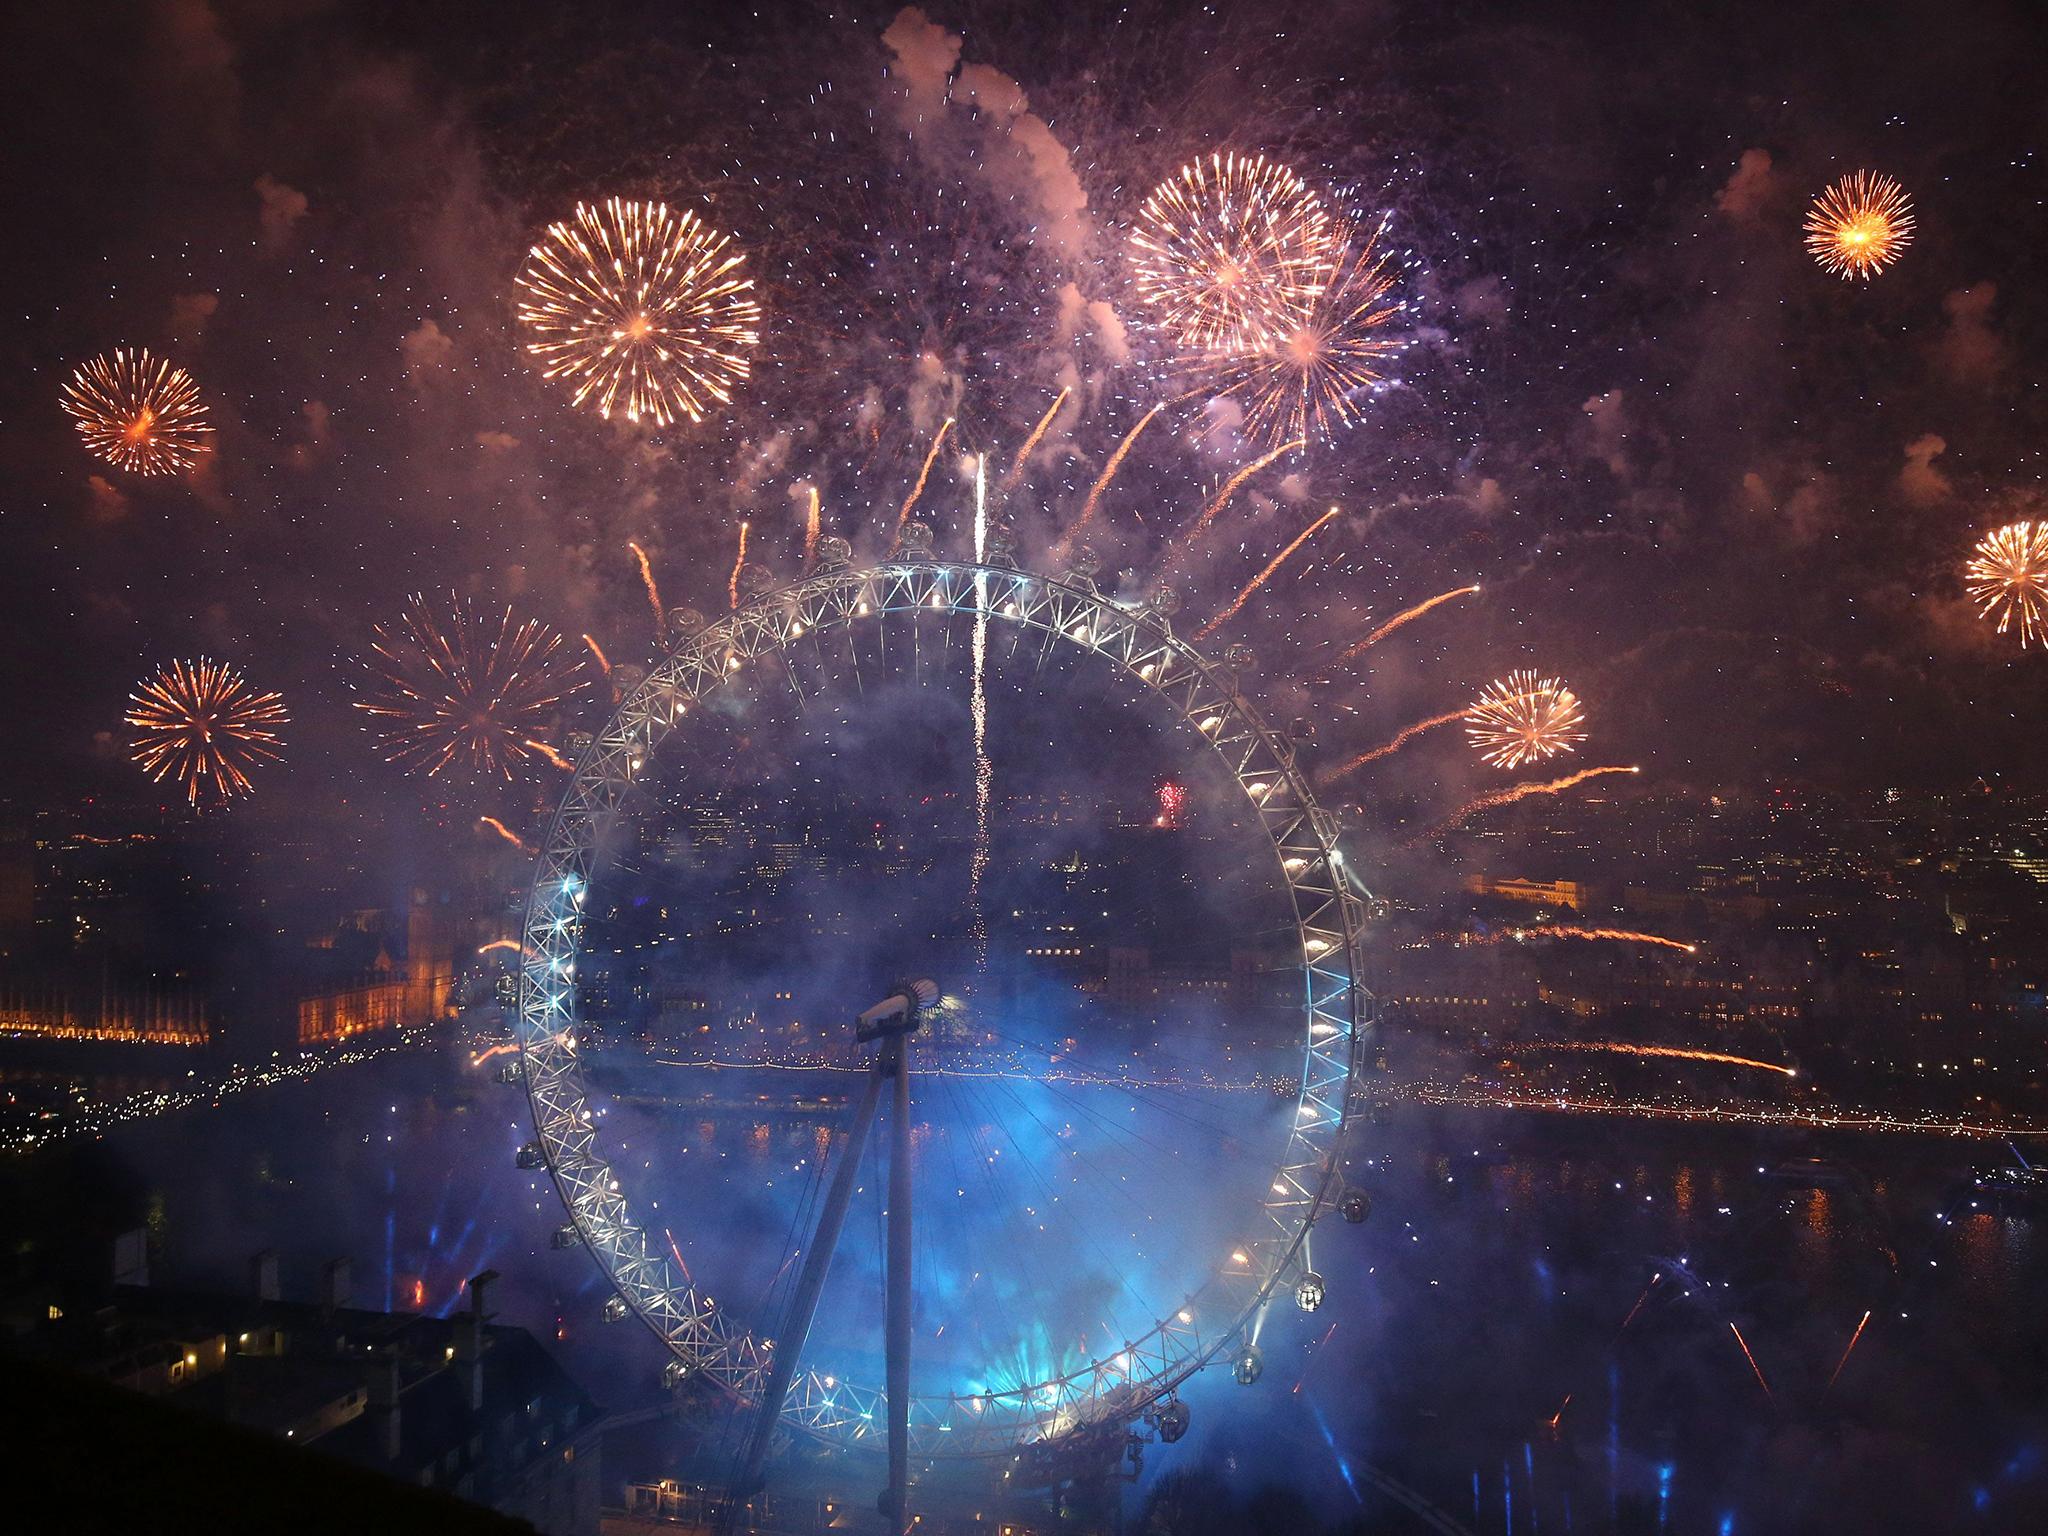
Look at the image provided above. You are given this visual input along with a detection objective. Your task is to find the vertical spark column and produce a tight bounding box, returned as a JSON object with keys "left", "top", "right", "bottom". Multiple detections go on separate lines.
{"left": 967, "top": 454, "right": 992, "bottom": 970}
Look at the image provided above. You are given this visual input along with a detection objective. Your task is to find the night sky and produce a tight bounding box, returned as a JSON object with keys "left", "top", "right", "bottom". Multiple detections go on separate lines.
{"left": 0, "top": 0, "right": 2042, "bottom": 827}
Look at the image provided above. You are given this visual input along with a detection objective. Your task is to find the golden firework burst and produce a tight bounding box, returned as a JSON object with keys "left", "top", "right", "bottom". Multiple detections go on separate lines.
{"left": 1464, "top": 670, "right": 1588, "bottom": 770}
{"left": 1201, "top": 222, "right": 1403, "bottom": 446}
{"left": 126, "top": 659, "right": 288, "bottom": 808}
{"left": 1804, "top": 171, "right": 1915, "bottom": 279}
{"left": 353, "top": 594, "right": 587, "bottom": 779}
{"left": 1130, "top": 152, "right": 1342, "bottom": 351}
{"left": 515, "top": 198, "right": 761, "bottom": 425}
{"left": 1964, "top": 520, "right": 2048, "bottom": 649}
{"left": 61, "top": 348, "right": 213, "bottom": 476}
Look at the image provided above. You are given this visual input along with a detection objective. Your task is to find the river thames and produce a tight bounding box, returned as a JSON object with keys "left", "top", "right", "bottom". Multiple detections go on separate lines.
{"left": 90, "top": 1040, "right": 2048, "bottom": 1534}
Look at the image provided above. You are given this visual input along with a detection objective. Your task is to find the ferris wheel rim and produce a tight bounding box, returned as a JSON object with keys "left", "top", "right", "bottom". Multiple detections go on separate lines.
{"left": 513, "top": 553, "right": 1376, "bottom": 1458}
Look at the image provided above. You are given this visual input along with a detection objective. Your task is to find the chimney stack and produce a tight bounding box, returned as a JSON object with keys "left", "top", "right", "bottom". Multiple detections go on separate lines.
{"left": 454, "top": 1269, "right": 498, "bottom": 1412}
{"left": 112, "top": 1228, "right": 149, "bottom": 1289}
{"left": 321, "top": 1258, "right": 352, "bottom": 1314}
{"left": 249, "top": 1250, "right": 280, "bottom": 1303}
{"left": 366, "top": 1352, "right": 402, "bottom": 1461}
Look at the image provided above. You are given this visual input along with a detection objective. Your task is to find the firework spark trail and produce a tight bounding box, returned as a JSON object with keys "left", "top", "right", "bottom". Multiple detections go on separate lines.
{"left": 1291, "top": 1321, "right": 1340, "bottom": 1394}
{"left": 1318, "top": 709, "right": 1465, "bottom": 784}
{"left": 478, "top": 815, "right": 529, "bottom": 852}
{"left": 1004, "top": 387, "right": 1070, "bottom": 491}
{"left": 627, "top": 542, "right": 664, "bottom": 634}
{"left": 1426, "top": 765, "right": 1639, "bottom": 839}
{"left": 663, "top": 1228, "right": 695, "bottom": 1285}
{"left": 1546, "top": 1277, "right": 1657, "bottom": 1431}
{"left": 803, "top": 485, "right": 821, "bottom": 566}
{"left": 896, "top": 417, "right": 954, "bottom": 532}
{"left": 1339, "top": 585, "right": 1481, "bottom": 659}
{"left": 1729, "top": 1321, "right": 1774, "bottom": 1402}
{"left": 469, "top": 1041, "right": 518, "bottom": 1066}
{"left": 1174, "top": 438, "right": 1306, "bottom": 563}
{"left": 1194, "top": 507, "right": 1339, "bottom": 638}
{"left": 728, "top": 521, "right": 750, "bottom": 609}
{"left": 1827, "top": 1310, "right": 1873, "bottom": 1391}
{"left": 1061, "top": 402, "right": 1167, "bottom": 549}
{"left": 126, "top": 658, "right": 289, "bottom": 808}
{"left": 1616, "top": 1276, "right": 1660, "bottom": 1339}
{"left": 477, "top": 939, "right": 523, "bottom": 955}
{"left": 1804, "top": 172, "right": 1914, "bottom": 280}
{"left": 968, "top": 455, "right": 992, "bottom": 971}
{"left": 581, "top": 634, "right": 612, "bottom": 674}
{"left": 525, "top": 739, "right": 574, "bottom": 771}
{"left": 1965, "top": 520, "right": 2048, "bottom": 648}
{"left": 1477, "top": 926, "right": 1696, "bottom": 955}
{"left": 1540, "top": 1043, "right": 1796, "bottom": 1077}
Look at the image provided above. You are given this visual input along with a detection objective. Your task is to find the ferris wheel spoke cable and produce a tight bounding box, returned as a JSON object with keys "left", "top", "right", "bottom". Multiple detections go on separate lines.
{"left": 976, "top": 1022, "right": 1250, "bottom": 1147}
{"left": 925, "top": 1066, "right": 1020, "bottom": 1368}
{"left": 977, "top": 1073, "right": 1154, "bottom": 1329}
{"left": 974, "top": 1047, "right": 1205, "bottom": 1190}
{"left": 951, "top": 1070, "right": 1113, "bottom": 1373}
{"left": 757, "top": 1117, "right": 834, "bottom": 1380}
{"left": 972, "top": 1071, "right": 1183, "bottom": 1284}
{"left": 946, "top": 1070, "right": 1059, "bottom": 1359}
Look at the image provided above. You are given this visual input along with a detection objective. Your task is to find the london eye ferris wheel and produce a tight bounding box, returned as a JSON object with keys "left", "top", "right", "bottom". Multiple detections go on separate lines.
{"left": 509, "top": 519, "right": 1376, "bottom": 1492}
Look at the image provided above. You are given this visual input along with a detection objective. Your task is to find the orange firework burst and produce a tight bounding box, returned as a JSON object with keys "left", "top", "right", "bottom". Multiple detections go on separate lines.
{"left": 515, "top": 198, "right": 760, "bottom": 424}
{"left": 1464, "top": 670, "right": 1587, "bottom": 769}
{"left": 126, "top": 659, "right": 288, "bottom": 808}
{"left": 1804, "top": 172, "right": 1914, "bottom": 280}
{"left": 1964, "top": 520, "right": 2048, "bottom": 648}
{"left": 1131, "top": 152, "right": 1340, "bottom": 351}
{"left": 61, "top": 348, "right": 212, "bottom": 477}
{"left": 1203, "top": 222, "right": 1405, "bottom": 446}
{"left": 353, "top": 594, "right": 587, "bottom": 780}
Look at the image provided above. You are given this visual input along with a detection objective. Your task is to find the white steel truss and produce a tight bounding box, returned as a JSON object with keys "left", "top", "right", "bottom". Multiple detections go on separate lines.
{"left": 515, "top": 552, "right": 1376, "bottom": 1458}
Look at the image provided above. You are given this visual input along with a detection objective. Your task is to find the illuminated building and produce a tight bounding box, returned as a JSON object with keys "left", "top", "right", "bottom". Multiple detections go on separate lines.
{"left": 1463, "top": 875, "right": 1587, "bottom": 910}
{"left": 0, "top": 980, "right": 209, "bottom": 1045}
{"left": 295, "top": 892, "right": 457, "bottom": 1046}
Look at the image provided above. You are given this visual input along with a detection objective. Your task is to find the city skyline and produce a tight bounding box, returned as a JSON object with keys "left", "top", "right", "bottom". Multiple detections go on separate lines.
{"left": 2, "top": 3, "right": 2045, "bottom": 1534}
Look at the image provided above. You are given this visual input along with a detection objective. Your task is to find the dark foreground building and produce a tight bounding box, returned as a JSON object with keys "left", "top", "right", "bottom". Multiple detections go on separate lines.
{"left": 5, "top": 1255, "right": 603, "bottom": 1535}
